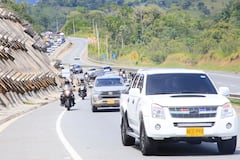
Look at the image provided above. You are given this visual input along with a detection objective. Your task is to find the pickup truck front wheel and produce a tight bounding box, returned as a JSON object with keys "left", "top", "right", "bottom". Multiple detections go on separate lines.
{"left": 140, "top": 122, "right": 155, "bottom": 155}
{"left": 121, "top": 117, "right": 135, "bottom": 146}
{"left": 217, "top": 136, "right": 237, "bottom": 154}
{"left": 92, "top": 105, "right": 97, "bottom": 112}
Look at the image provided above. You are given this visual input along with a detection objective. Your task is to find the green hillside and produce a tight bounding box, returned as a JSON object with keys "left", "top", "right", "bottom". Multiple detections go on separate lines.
{"left": 2, "top": 0, "right": 240, "bottom": 72}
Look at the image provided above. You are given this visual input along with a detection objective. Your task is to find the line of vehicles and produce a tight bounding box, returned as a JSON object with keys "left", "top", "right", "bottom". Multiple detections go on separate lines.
{"left": 58, "top": 64, "right": 239, "bottom": 156}
{"left": 59, "top": 64, "right": 130, "bottom": 112}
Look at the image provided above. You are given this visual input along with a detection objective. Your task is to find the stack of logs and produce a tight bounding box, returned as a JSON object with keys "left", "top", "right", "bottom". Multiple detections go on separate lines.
{"left": 0, "top": 7, "right": 58, "bottom": 107}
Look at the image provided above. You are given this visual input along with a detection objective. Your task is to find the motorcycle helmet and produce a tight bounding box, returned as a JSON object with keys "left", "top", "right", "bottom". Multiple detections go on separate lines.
{"left": 64, "top": 79, "right": 70, "bottom": 85}
{"left": 80, "top": 78, "right": 84, "bottom": 83}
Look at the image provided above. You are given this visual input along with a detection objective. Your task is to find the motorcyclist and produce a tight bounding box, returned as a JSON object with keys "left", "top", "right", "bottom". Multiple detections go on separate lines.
{"left": 78, "top": 78, "right": 87, "bottom": 92}
{"left": 63, "top": 79, "right": 75, "bottom": 105}
{"left": 119, "top": 68, "right": 123, "bottom": 77}
{"left": 78, "top": 78, "right": 87, "bottom": 99}
{"left": 83, "top": 72, "right": 89, "bottom": 83}
{"left": 122, "top": 70, "right": 127, "bottom": 82}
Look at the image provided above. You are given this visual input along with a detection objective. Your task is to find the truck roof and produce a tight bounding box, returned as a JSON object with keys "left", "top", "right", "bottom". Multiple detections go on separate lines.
{"left": 136, "top": 68, "right": 205, "bottom": 75}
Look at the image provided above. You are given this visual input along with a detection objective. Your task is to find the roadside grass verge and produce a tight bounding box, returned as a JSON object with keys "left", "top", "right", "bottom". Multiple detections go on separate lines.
{"left": 229, "top": 98, "right": 240, "bottom": 108}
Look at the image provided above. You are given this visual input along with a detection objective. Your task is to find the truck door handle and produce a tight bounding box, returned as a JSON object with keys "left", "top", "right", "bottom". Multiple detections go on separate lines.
{"left": 132, "top": 99, "right": 134, "bottom": 104}
{"left": 127, "top": 98, "right": 129, "bottom": 103}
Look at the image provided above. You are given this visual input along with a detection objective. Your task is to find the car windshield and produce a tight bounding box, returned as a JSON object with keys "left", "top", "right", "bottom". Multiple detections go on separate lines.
{"left": 146, "top": 73, "right": 217, "bottom": 95}
{"left": 89, "top": 68, "right": 96, "bottom": 71}
{"left": 95, "top": 78, "right": 123, "bottom": 87}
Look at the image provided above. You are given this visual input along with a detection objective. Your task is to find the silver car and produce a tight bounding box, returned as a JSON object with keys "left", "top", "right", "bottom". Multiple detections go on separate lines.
{"left": 91, "top": 74, "right": 127, "bottom": 112}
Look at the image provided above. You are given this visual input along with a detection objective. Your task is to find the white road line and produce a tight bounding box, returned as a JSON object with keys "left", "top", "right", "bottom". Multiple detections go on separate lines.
{"left": 0, "top": 108, "right": 36, "bottom": 133}
{"left": 56, "top": 110, "right": 83, "bottom": 160}
{"left": 0, "top": 116, "right": 21, "bottom": 133}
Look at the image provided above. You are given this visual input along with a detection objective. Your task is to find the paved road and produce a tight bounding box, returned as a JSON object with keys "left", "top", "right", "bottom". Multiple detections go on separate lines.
{"left": 0, "top": 94, "right": 239, "bottom": 160}
{"left": 207, "top": 71, "right": 240, "bottom": 95}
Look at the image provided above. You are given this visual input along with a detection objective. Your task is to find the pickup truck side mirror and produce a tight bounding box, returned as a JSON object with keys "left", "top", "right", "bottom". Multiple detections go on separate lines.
{"left": 129, "top": 88, "right": 141, "bottom": 96}
{"left": 218, "top": 87, "right": 230, "bottom": 96}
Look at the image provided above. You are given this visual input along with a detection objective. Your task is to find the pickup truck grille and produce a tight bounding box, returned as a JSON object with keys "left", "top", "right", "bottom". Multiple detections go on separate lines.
{"left": 100, "top": 91, "right": 121, "bottom": 98}
{"left": 169, "top": 106, "right": 218, "bottom": 118}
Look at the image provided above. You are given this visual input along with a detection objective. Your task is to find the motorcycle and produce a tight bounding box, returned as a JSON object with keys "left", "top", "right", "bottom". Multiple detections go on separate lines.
{"left": 84, "top": 73, "right": 89, "bottom": 83}
{"left": 60, "top": 89, "right": 74, "bottom": 111}
{"left": 78, "top": 85, "right": 87, "bottom": 100}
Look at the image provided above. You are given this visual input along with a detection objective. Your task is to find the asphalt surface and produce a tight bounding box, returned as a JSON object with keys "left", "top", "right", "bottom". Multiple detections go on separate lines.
{"left": 0, "top": 89, "right": 59, "bottom": 126}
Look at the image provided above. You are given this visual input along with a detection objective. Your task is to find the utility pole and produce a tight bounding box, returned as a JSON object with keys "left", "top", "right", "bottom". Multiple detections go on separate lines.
{"left": 56, "top": 17, "right": 59, "bottom": 32}
{"left": 72, "top": 18, "right": 76, "bottom": 36}
{"left": 95, "top": 24, "right": 100, "bottom": 59}
{"left": 92, "top": 19, "right": 95, "bottom": 36}
{"left": 106, "top": 35, "right": 108, "bottom": 60}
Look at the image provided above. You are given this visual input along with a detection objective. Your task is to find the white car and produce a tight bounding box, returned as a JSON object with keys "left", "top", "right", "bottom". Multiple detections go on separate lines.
{"left": 87, "top": 67, "right": 97, "bottom": 80}
{"left": 120, "top": 68, "right": 238, "bottom": 155}
{"left": 103, "top": 65, "right": 112, "bottom": 72}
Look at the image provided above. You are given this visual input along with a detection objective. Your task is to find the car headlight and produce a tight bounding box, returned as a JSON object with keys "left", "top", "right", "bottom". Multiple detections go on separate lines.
{"left": 92, "top": 90, "right": 101, "bottom": 99}
{"left": 152, "top": 103, "right": 165, "bottom": 119}
{"left": 221, "top": 102, "right": 234, "bottom": 118}
{"left": 120, "top": 89, "right": 127, "bottom": 94}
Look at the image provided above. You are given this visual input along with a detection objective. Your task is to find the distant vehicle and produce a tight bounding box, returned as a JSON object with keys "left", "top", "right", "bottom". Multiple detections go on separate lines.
{"left": 61, "top": 67, "right": 71, "bottom": 79}
{"left": 95, "top": 69, "right": 105, "bottom": 77}
{"left": 87, "top": 67, "right": 97, "bottom": 80}
{"left": 54, "top": 60, "right": 63, "bottom": 69}
{"left": 70, "top": 64, "right": 83, "bottom": 74}
{"left": 103, "top": 65, "right": 112, "bottom": 72}
{"left": 87, "top": 67, "right": 96, "bottom": 74}
{"left": 91, "top": 74, "right": 128, "bottom": 112}
{"left": 46, "top": 47, "right": 54, "bottom": 53}
{"left": 74, "top": 57, "right": 80, "bottom": 60}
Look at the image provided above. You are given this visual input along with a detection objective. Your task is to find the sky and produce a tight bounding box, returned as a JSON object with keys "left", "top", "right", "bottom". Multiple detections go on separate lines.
{"left": 16, "top": 0, "right": 38, "bottom": 5}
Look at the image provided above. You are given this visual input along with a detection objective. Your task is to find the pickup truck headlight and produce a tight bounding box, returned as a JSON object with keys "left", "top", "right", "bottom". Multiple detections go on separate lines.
{"left": 92, "top": 90, "right": 101, "bottom": 100}
{"left": 152, "top": 103, "right": 165, "bottom": 119}
{"left": 221, "top": 102, "right": 234, "bottom": 118}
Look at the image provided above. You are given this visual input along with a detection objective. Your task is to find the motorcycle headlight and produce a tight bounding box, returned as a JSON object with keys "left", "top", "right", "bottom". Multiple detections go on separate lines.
{"left": 80, "top": 86, "right": 85, "bottom": 90}
{"left": 221, "top": 102, "right": 234, "bottom": 118}
{"left": 152, "top": 103, "right": 165, "bottom": 119}
{"left": 64, "top": 90, "right": 71, "bottom": 96}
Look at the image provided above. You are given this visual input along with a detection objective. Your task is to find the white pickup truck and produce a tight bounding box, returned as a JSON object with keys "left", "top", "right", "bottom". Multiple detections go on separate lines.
{"left": 120, "top": 68, "right": 238, "bottom": 155}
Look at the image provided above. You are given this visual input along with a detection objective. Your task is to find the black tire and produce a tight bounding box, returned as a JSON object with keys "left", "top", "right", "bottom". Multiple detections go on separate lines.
{"left": 65, "top": 99, "right": 71, "bottom": 111}
{"left": 140, "top": 122, "right": 155, "bottom": 155}
{"left": 121, "top": 117, "right": 135, "bottom": 146}
{"left": 217, "top": 136, "right": 237, "bottom": 154}
{"left": 92, "top": 105, "right": 97, "bottom": 112}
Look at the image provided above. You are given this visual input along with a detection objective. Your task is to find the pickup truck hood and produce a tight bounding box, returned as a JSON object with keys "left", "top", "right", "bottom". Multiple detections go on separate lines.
{"left": 148, "top": 94, "right": 229, "bottom": 107}
{"left": 94, "top": 86, "right": 126, "bottom": 92}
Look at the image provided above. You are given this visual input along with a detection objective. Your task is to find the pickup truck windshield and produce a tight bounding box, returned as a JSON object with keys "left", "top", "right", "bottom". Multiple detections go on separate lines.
{"left": 146, "top": 73, "right": 217, "bottom": 95}
{"left": 95, "top": 78, "right": 123, "bottom": 87}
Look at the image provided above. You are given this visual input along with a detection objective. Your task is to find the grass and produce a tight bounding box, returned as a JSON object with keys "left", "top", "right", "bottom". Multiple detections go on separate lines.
{"left": 230, "top": 98, "right": 240, "bottom": 108}
{"left": 103, "top": 52, "right": 240, "bottom": 73}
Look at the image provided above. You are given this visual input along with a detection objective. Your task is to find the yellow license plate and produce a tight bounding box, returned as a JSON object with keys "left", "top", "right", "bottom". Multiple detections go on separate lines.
{"left": 186, "top": 128, "right": 204, "bottom": 137}
{"left": 107, "top": 100, "right": 115, "bottom": 104}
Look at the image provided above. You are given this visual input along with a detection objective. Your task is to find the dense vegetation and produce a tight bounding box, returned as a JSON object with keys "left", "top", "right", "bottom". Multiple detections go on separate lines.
{"left": 2, "top": 0, "right": 240, "bottom": 71}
